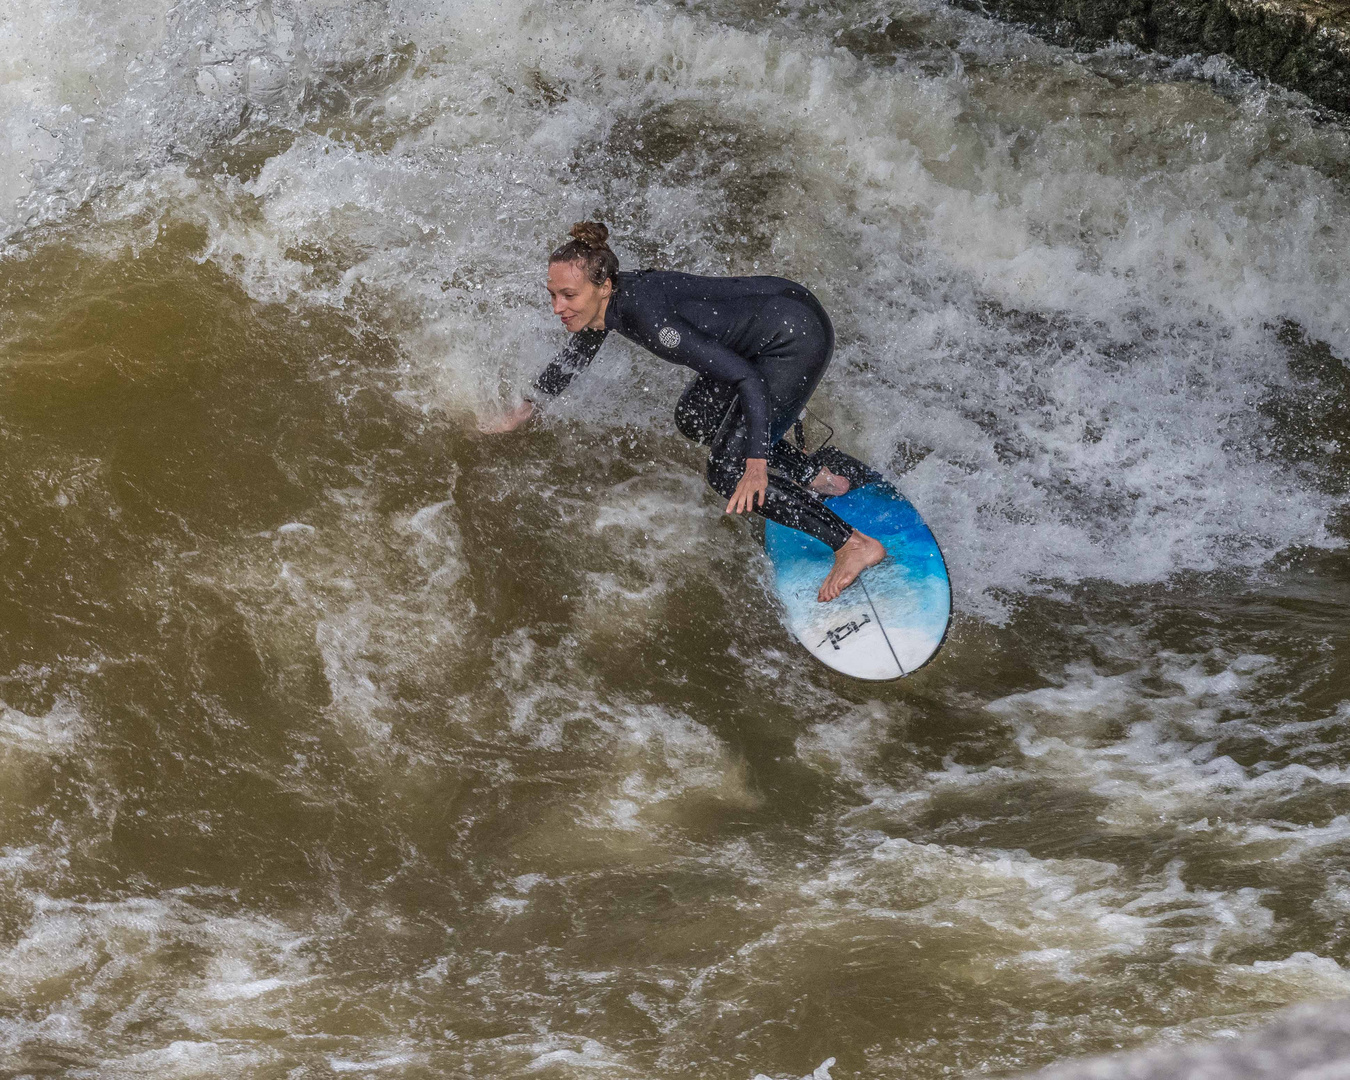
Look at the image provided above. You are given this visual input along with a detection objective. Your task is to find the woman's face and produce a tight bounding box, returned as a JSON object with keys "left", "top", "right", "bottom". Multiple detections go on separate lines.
{"left": 547, "top": 260, "right": 612, "bottom": 332}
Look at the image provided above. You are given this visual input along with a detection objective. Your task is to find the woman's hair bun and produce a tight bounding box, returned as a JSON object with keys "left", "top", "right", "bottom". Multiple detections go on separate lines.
{"left": 569, "top": 221, "right": 610, "bottom": 250}
{"left": 550, "top": 221, "right": 619, "bottom": 289}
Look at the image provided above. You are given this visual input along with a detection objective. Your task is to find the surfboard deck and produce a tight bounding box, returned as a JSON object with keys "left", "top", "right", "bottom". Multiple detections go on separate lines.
{"left": 764, "top": 481, "right": 951, "bottom": 680}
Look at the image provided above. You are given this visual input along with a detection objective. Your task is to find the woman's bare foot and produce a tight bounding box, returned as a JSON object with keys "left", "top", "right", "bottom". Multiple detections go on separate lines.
{"left": 818, "top": 530, "right": 886, "bottom": 602}
{"left": 809, "top": 467, "right": 850, "bottom": 497}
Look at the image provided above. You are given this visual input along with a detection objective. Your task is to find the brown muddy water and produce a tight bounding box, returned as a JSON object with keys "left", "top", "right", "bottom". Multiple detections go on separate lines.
{"left": 3, "top": 1, "right": 1350, "bottom": 1077}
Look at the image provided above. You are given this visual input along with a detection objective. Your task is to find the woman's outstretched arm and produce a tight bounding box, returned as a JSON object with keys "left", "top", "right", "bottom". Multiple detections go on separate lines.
{"left": 532, "top": 328, "right": 609, "bottom": 398}
{"left": 481, "top": 328, "right": 610, "bottom": 433}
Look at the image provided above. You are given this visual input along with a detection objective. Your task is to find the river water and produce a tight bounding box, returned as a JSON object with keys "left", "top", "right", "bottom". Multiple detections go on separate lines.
{"left": 3, "top": 1, "right": 1350, "bottom": 1077}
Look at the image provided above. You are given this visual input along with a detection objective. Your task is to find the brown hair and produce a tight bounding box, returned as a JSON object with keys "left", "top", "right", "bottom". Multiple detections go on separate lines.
{"left": 549, "top": 221, "right": 619, "bottom": 289}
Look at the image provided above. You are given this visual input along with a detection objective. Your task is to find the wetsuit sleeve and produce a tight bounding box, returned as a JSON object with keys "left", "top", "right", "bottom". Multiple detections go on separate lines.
{"left": 653, "top": 317, "right": 774, "bottom": 459}
{"left": 530, "top": 329, "right": 609, "bottom": 399}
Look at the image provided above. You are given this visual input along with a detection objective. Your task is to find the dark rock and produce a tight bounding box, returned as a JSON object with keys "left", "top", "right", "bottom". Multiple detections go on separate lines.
{"left": 954, "top": 0, "right": 1350, "bottom": 114}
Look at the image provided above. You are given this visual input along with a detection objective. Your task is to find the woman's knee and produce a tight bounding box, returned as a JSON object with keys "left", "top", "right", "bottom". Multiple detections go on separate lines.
{"left": 676, "top": 379, "right": 733, "bottom": 445}
{"left": 674, "top": 398, "right": 708, "bottom": 443}
{"left": 704, "top": 453, "right": 740, "bottom": 498}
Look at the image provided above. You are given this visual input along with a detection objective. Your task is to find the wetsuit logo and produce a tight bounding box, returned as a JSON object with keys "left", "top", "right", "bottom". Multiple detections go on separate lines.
{"left": 658, "top": 326, "right": 681, "bottom": 349}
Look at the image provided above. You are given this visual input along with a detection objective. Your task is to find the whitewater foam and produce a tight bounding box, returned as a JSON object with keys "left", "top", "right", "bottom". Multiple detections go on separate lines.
{"left": 7, "top": 0, "right": 1350, "bottom": 615}
{"left": 5, "top": 3, "right": 1350, "bottom": 1076}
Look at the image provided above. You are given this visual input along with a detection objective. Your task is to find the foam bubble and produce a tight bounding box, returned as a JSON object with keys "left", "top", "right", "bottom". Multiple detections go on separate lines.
{"left": 329, "top": 1049, "right": 426, "bottom": 1072}
{"left": 0, "top": 890, "right": 312, "bottom": 1075}
{"left": 974, "top": 652, "right": 1350, "bottom": 832}
{"left": 754, "top": 1058, "right": 837, "bottom": 1080}
{"left": 0, "top": 699, "right": 82, "bottom": 754}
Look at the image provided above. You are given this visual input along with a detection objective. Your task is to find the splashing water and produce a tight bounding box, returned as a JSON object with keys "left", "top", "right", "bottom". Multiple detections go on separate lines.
{"left": 3, "top": 0, "right": 1350, "bottom": 1076}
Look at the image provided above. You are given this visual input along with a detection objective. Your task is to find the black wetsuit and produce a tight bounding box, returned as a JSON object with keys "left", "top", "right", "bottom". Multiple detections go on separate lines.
{"left": 532, "top": 269, "right": 859, "bottom": 550}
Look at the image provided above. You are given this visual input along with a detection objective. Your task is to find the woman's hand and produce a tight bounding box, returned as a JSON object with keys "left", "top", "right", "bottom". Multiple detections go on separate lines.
{"left": 478, "top": 399, "right": 536, "bottom": 434}
{"left": 726, "top": 458, "right": 769, "bottom": 515}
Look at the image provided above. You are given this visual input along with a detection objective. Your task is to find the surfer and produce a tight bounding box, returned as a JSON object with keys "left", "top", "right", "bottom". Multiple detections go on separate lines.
{"left": 489, "top": 222, "right": 885, "bottom": 602}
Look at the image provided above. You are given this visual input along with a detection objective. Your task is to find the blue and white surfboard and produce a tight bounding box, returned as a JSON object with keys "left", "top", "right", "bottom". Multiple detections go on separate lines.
{"left": 764, "top": 482, "right": 951, "bottom": 680}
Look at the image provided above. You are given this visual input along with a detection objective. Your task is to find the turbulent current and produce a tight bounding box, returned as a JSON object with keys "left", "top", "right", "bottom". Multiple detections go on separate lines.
{"left": 3, "top": 0, "right": 1350, "bottom": 1076}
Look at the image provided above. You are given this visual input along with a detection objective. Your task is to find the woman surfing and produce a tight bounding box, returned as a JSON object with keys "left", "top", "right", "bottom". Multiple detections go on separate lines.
{"left": 489, "top": 222, "right": 884, "bottom": 603}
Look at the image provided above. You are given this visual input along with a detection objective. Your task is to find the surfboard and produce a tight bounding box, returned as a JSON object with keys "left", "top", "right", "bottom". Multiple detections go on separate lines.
{"left": 764, "top": 481, "right": 951, "bottom": 680}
